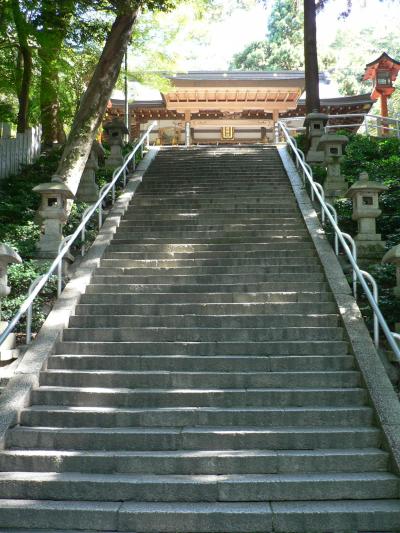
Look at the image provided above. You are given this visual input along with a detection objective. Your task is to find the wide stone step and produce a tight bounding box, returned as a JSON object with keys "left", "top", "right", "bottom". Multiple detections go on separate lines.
{"left": 84, "top": 282, "right": 330, "bottom": 294}
{"left": 55, "top": 340, "right": 348, "bottom": 356}
{"left": 93, "top": 264, "right": 323, "bottom": 276}
{"left": 89, "top": 273, "right": 326, "bottom": 286}
{"left": 119, "top": 216, "right": 300, "bottom": 226}
{"left": 29, "top": 386, "right": 366, "bottom": 408}
{"left": 62, "top": 326, "right": 343, "bottom": 343}
{"left": 68, "top": 313, "right": 339, "bottom": 329}
{"left": 105, "top": 241, "right": 315, "bottom": 252}
{"left": 117, "top": 222, "right": 302, "bottom": 231}
{"left": 4, "top": 499, "right": 397, "bottom": 533}
{"left": 0, "top": 447, "right": 387, "bottom": 475}
{"left": 113, "top": 230, "right": 309, "bottom": 240}
{"left": 39, "top": 370, "right": 358, "bottom": 389}
{"left": 96, "top": 256, "right": 321, "bottom": 268}
{"left": 20, "top": 405, "right": 372, "bottom": 428}
{"left": 101, "top": 249, "right": 317, "bottom": 261}
{"left": 79, "top": 291, "right": 335, "bottom": 305}
{"left": 47, "top": 354, "right": 356, "bottom": 372}
{"left": 132, "top": 197, "right": 299, "bottom": 206}
{"left": 0, "top": 471, "right": 395, "bottom": 502}
{"left": 73, "top": 302, "right": 338, "bottom": 316}
{"left": 7, "top": 426, "right": 380, "bottom": 451}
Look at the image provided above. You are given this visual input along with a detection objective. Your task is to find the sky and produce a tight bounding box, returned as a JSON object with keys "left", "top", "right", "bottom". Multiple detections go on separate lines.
{"left": 121, "top": 0, "right": 400, "bottom": 101}
{"left": 181, "top": 0, "right": 400, "bottom": 70}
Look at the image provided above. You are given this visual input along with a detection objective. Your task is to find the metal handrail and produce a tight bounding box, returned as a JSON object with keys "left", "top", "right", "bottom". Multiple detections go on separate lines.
{"left": 278, "top": 120, "right": 400, "bottom": 361}
{"left": 0, "top": 121, "right": 157, "bottom": 349}
{"left": 281, "top": 113, "right": 400, "bottom": 137}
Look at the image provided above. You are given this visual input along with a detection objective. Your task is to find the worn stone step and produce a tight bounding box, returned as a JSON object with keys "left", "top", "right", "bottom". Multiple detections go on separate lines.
{"left": 100, "top": 252, "right": 319, "bottom": 264}
{"left": 90, "top": 273, "right": 326, "bottom": 286}
{"left": 93, "top": 265, "right": 323, "bottom": 277}
{"left": 47, "top": 354, "right": 356, "bottom": 372}
{"left": 68, "top": 314, "right": 339, "bottom": 329}
{"left": 79, "top": 292, "right": 335, "bottom": 306}
{"left": 0, "top": 471, "right": 395, "bottom": 502}
{"left": 29, "top": 386, "right": 366, "bottom": 408}
{"left": 101, "top": 249, "right": 318, "bottom": 261}
{"left": 62, "top": 326, "right": 344, "bottom": 343}
{"left": 39, "top": 370, "right": 358, "bottom": 389}
{"left": 73, "top": 302, "right": 339, "bottom": 316}
{"left": 96, "top": 256, "right": 321, "bottom": 269}
{"left": 7, "top": 426, "right": 380, "bottom": 452}
{"left": 119, "top": 216, "right": 300, "bottom": 226}
{"left": 84, "top": 282, "right": 330, "bottom": 295}
{"left": 55, "top": 340, "right": 348, "bottom": 356}
{"left": 113, "top": 230, "right": 310, "bottom": 241}
{"left": 104, "top": 241, "right": 315, "bottom": 253}
{"left": 5, "top": 499, "right": 395, "bottom": 533}
{"left": 0, "top": 448, "right": 387, "bottom": 475}
{"left": 0, "top": 500, "right": 119, "bottom": 532}
{"left": 20, "top": 405, "right": 372, "bottom": 429}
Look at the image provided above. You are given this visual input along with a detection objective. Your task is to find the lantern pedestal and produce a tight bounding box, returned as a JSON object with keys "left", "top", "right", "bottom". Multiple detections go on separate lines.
{"left": 305, "top": 112, "right": 328, "bottom": 163}
{"left": 346, "top": 172, "right": 387, "bottom": 260}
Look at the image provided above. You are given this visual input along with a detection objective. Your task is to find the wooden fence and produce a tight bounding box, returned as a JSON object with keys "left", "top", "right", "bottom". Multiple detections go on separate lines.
{"left": 0, "top": 123, "right": 42, "bottom": 180}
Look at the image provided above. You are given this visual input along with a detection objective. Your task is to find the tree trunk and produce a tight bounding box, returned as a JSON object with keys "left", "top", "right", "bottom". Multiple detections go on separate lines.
{"left": 304, "top": 0, "right": 320, "bottom": 113}
{"left": 53, "top": 10, "right": 138, "bottom": 197}
{"left": 37, "top": 0, "right": 74, "bottom": 147}
{"left": 38, "top": 44, "right": 62, "bottom": 147}
{"left": 11, "top": 0, "right": 33, "bottom": 133}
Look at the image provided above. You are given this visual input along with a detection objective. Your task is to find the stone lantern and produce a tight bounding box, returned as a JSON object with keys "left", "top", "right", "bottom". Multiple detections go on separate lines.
{"left": 345, "top": 172, "right": 388, "bottom": 259}
{"left": 364, "top": 52, "right": 400, "bottom": 123}
{"left": 317, "top": 133, "right": 348, "bottom": 200}
{"left": 0, "top": 244, "right": 22, "bottom": 360}
{"left": 33, "top": 181, "right": 75, "bottom": 258}
{"left": 103, "top": 117, "right": 129, "bottom": 168}
{"left": 304, "top": 112, "right": 329, "bottom": 163}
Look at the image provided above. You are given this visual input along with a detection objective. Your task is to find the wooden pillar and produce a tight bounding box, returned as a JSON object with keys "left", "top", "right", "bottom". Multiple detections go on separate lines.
{"left": 273, "top": 110, "right": 280, "bottom": 143}
{"left": 184, "top": 111, "right": 191, "bottom": 146}
{"left": 380, "top": 94, "right": 389, "bottom": 137}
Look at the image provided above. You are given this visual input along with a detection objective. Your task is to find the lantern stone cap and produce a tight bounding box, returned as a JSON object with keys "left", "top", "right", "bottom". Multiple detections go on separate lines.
{"left": 0, "top": 244, "right": 22, "bottom": 265}
{"left": 317, "top": 134, "right": 348, "bottom": 149}
{"left": 345, "top": 172, "right": 388, "bottom": 198}
{"left": 33, "top": 182, "right": 75, "bottom": 199}
{"left": 382, "top": 244, "right": 400, "bottom": 265}
{"left": 103, "top": 117, "right": 129, "bottom": 134}
{"left": 304, "top": 112, "right": 329, "bottom": 125}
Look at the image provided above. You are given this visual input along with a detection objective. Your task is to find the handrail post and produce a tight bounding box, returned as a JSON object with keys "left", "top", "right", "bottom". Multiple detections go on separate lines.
{"left": 0, "top": 121, "right": 157, "bottom": 352}
{"left": 361, "top": 270, "right": 379, "bottom": 348}
{"left": 278, "top": 119, "right": 400, "bottom": 362}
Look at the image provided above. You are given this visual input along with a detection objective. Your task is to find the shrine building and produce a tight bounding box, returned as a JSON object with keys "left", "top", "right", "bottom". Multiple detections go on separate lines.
{"left": 109, "top": 71, "right": 374, "bottom": 145}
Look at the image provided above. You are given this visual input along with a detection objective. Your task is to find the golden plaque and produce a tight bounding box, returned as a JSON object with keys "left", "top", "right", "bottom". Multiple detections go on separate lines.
{"left": 221, "top": 126, "right": 234, "bottom": 140}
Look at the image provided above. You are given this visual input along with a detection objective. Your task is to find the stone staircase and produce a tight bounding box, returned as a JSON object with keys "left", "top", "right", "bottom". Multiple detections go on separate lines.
{"left": 0, "top": 145, "right": 399, "bottom": 532}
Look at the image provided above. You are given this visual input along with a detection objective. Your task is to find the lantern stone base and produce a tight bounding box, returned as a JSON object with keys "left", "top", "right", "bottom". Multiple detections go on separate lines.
{"left": 355, "top": 234, "right": 386, "bottom": 260}
{"left": 324, "top": 177, "right": 348, "bottom": 200}
{"left": 0, "top": 321, "right": 17, "bottom": 361}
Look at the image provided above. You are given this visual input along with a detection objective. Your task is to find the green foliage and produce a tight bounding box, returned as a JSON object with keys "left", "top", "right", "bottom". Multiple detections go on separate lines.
{"left": 231, "top": 0, "right": 304, "bottom": 70}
